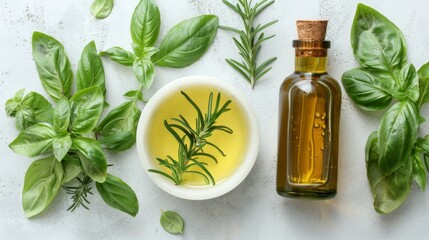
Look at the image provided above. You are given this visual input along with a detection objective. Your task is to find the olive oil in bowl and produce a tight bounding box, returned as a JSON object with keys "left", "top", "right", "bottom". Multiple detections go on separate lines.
{"left": 147, "top": 86, "right": 249, "bottom": 186}
{"left": 137, "top": 76, "right": 259, "bottom": 199}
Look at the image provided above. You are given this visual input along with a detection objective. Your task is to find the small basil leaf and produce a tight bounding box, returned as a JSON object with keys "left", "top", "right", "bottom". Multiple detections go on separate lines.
{"left": 9, "top": 123, "right": 56, "bottom": 157}
{"left": 5, "top": 89, "right": 25, "bottom": 116}
{"left": 394, "top": 63, "right": 419, "bottom": 102}
{"left": 351, "top": 4, "right": 407, "bottom": 89}
{"left": 378, "top": 101, "right": 419, "bottom": 175}
{"left": 96, "top": 174, "right": 139, "bottom": 216}
{"left": 416, "top": 135, "right": 429, "bottom": 153}
{"left": 130, "top": 0, "right": 161, "bottom": 54}
{"left": 160, "top": 210, "right": 184, "bottom": 235}
{"left": 153, "top": 15, "right": 219, "bottom": 68}
{"left": 32, "top": 32, "right": 73, "bottom": 101}
{"left": 100, "top": 47, "right": 136, "bottom": 66}
{"left": 417, "top": 61, "right": 429, "bottom": 107}
{"left": 76, "top": 41, "right": 106, "bottom": 96}
{"left": 70, "top": 86, "right": 104, "bottom": 134}
{"left": 90, "top": 0, "right": 114, "bottom": 19}
{"left": 23, "top": 156, "right": 64, "bottom": 218}
{"left": 366, "top": 132, "right": 413, "bottom": 214}
{"left": 97, "top": 100, "right": 141, "bottom": 151}
{"left": 133, "top": 58, "right": 155, "bottom": 89}
{"left": 411, "top": 152, "right": 426, "bottom": 191}
{"left": 124, "top": 90, "right": 144, "bottom": 102}
{"left": 15, "top": 108, "right": 36, "bottom": 131}
{"left": 73, "top": 137, "right": 107, "bottom": 183}
{"left": 341, "top": 68, "right": 392, "bottom": 111}
{"left": 21, "top": 92, "right": 54, "bottom": 125}
{"left": 53, "top": 97, "right": 70, "bottom": 133}
{"left": 53, "top": 134, "right": 72, "bottom": 161}
{"left": 143, "top": 47, "right": 159, "bottom": 58}
{"left": 62, "top": 154, "right": 81, "bottom": 183}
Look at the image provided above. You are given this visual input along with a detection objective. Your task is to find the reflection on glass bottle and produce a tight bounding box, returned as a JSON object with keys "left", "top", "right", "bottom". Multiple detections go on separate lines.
{"left": 277, "top": 20, "right": 341, "bottom": 199}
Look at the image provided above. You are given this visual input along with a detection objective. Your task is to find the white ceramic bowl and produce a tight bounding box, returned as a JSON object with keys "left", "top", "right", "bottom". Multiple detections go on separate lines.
{"left": 136, "top": 76, "right": 259, "bottom": 200}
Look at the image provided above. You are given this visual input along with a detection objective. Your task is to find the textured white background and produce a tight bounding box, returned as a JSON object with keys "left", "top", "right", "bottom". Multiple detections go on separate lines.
{"left": 1, "top": 0, "right": 429, "bottom": 239}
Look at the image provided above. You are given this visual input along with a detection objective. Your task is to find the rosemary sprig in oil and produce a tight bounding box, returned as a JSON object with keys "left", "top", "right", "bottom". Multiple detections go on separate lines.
{"left": 149, "top": 91, "right": 233, "bottom": 185}
{"left": 220, "top": 0, "right": 278, "bottom": 88}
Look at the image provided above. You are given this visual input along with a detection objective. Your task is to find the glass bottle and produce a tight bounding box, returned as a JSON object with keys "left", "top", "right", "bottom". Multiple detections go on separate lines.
{"left": 276, "top": 20, "right": 341, "bottom": 199}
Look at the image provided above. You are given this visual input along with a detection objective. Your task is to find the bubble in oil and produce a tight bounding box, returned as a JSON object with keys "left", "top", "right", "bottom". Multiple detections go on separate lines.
{"left": 315, "top": 112, "right": 321, "bottom": 119}
{"left": 314, "top": 123, "right": 320, "bottom": 128}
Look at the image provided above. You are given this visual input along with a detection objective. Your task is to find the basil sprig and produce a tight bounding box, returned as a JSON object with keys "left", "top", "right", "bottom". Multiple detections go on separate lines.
{"left": 98, "top": 0, "right": 219, "bottom": 151}
{"left": 6, "top": 33, "right": 138, "bottom": 218}
{"left": 342, "top": 3, "right": 429, "bottom": 214}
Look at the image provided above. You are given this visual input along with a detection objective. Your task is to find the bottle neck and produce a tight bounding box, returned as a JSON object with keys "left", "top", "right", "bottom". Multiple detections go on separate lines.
{"left": 294, "top": 56, "right": 328, "bottom": 74}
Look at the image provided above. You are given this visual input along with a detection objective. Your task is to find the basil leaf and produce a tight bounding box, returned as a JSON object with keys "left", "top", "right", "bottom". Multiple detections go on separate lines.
{"left": 73, "top": 137, "right": 107, "bottom": 183}
{"left": 22, "top": 156, "right": 64, "bottom": 218}
{"left": 53, "top": 134, "right": 72, "bottom": 161}
{"left": 351, "top": 4, "right": 407, "bottom": 89}
{"left": 90, "top": 0, "right": 114, "bottom": 19}
{"left": 124, "top": 90, "right": 144, "bottom": 102}
{"left": 393, "top": 63, "right": 419, "bottom": 102}
{"left": 130, "top": 0, "right": 161, "bottom": 54}
{"left": 417, "top": 62, "right": 429, "bottom": 107}
{"left": 53, "top": 97, "right": 70, "bottom": 133}
{"left": 70, "top": 86, "right": 104, "bottom": 134}
{"left": 133, "top": 58, "right": 155, "bottom": 89}
{"left": 76, "top": 41, "right": 106, "bottom": 96}
{"left": 378, "top": 101, "right": 418, "bottom": 175}
{"left": 366, "top": 132, "right": 412, "bottom": 214}
{"left": 97, "top": 100, "right": 141, "bottom": 151}
{"left": 62, "top": 154, "right": 81, "bottom": 183}
{"left": 96, "top": 174, "right": 139, "bottom": 216}
{"left": 411, "top": 152, "right": 426, "bottom": 191}
{"left": 32, "top": 32, "right": 73, "bottom": 101}
{"left": 153, "top": 15, "right": 219, "bottom": 68}
{"left": 100, "top": 47, "right": 136, "bottom": 66}
{"left": 160, "top": 210, "right": 184, "bottom": 235}
{"left": 341, "top": 68, "right": 392, "bottom": 111}
{"left": 21, "top": 92, "right": 54, "bottom": 125}
{"left": 15, "top": 108, "right": 35, "bottom": 131}
{"left": 5, "top": 89, "right": 25, "bottom": 116}
{"left": 415, "top": 135, "right": 429, "bottom": 153}
{"left": 9, "top": 123, "right": 56, "bottom": 157}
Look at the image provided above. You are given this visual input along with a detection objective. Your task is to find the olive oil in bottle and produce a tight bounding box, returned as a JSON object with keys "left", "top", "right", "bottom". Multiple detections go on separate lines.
{"left": 277, "top": 20, "right": 341, "bottom": 199}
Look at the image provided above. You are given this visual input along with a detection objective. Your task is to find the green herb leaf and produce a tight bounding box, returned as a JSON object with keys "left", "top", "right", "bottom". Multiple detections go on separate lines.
{"left": 72, "top": 137, "right": 107, "bottom": 183}
{"left": 341, "top": 68, "right": 392, "bottom": 111}
{"left": 97, "top": 100, "right": 141, "bottom": 151}
{"left": 411, "top": 151, "right": 426, "bottom": 191}
{"left": 351, "top": 4, "right": 407, "bottom": 90}
{"left": 100, "top": 47, "right": 136, "bottom": 66}
{"left": 76, "top": 41, "right": 106, "bottom": 96}
{"left": 90, "top": 0, "right": 114, "bottom": 19}
{"left": 378, "top": 101, "right": 418, "bottom": 175}
{"left": 62, "top": 155, "right": 82, "bottom": 183}
{"left": 130, "top": 0, "right": 161, "bottom": 55}
{"left": 133, "top": 58, "right": 155, "bottom": 89}
{"left": 366, "top": 132, "right": 413, "bottom": 214}
{"left": 96, "top": 174, "right": 139, "bottom": 216}
{"left": 417, "top": 62, "right": 429, "bottom": 107}
{"left": 53, "top": 134, "right": 72, "bottom": 161}
{"left": 14, "top": 92, "right": 54, "bottom": 131}
{"left": 5, "top": 89, "right": 25, "bottom": 117}
{"left": 9, "top": 123, "right": 56, "bottom": 157}
{"left": 394, "top": 63, "right": 419, "bottom": 102}
{"left": 32, "top": 32, "right": 73, "bottom": 101}
{"left": 53, "top": 97, "right": 70, "bottom": 133}
{"left": 124, "top": 90, "right": 144, "bottom": 102}
{"left": 415, "top": 135, "right": 429, "bottom": 153}
{"left": 70, "top": 86, "right": 104, "bottom": 134}
{"left": 160, "top": 210, "right": 184, "bottom": 235}
{"left": 22, "top": 156, "right": 64, "bottom": 218}
{"left": 153, "top": 15, "right": 218, "bottom": 68}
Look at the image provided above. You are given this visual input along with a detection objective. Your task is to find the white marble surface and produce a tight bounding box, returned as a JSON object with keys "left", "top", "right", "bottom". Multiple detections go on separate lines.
{"left": 1, "top": 0, "right": 429, "bottom": 239}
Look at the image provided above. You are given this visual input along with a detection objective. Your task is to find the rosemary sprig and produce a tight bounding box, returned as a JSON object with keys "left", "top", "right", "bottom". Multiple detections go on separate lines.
{"left": 63, "top": 175, "right": 94, "bottom": 212}
{"left": 220, "top": 0, "right": 278, "bottom": 89}
{"left": 149, "top": 91, "right": 233, "bottom": 185}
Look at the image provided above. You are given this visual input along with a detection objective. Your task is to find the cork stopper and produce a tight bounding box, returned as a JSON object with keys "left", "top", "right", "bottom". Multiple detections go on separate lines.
{"left": 296, "top": 20, "right": 327, "bottom": 40}
{"left": 294, "top": 20, "right": 330, "bottom": 57}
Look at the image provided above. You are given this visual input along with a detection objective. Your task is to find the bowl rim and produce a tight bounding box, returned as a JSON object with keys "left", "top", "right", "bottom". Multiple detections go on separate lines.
{"left": 136, "top": 75, "right": 259, "bottom": 200}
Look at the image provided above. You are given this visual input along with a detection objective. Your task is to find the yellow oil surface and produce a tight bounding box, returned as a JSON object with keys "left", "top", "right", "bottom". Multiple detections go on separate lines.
{"left": 147, "top": 86, "right": 249, "bottom": 186}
